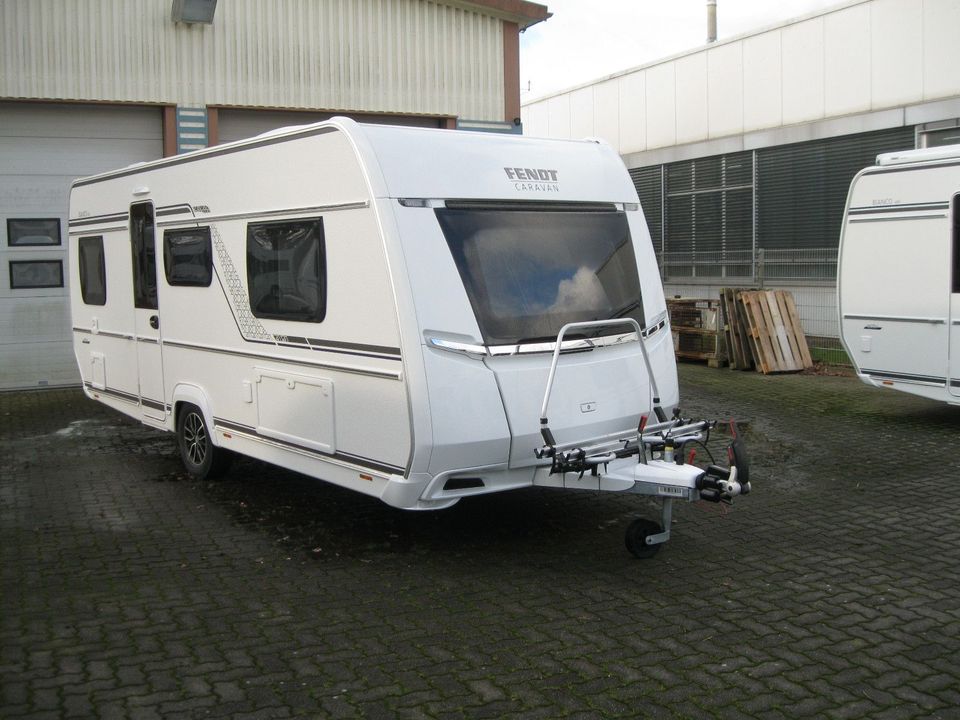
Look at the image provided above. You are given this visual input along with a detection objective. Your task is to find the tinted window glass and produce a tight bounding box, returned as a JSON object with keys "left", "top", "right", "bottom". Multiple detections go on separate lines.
{"left": 9, "top": 260, "right": 63, "bottom": 289}
{"left": 246, "top": 218, "right": 325, "bottom": 322}
{"left": 7, "top": 218, "right": 61, "bottom": 246}
{"left": 130, "top": 203, "right": 157, "bottom": 309}
{"left": 436, "top": 208, "right": 644, "bottom": 345}
{"left": 78, "top": 236, "right": 107, "bottom": 305}
{"left": 164, "top": 227, "right": 212, "bottom": 287}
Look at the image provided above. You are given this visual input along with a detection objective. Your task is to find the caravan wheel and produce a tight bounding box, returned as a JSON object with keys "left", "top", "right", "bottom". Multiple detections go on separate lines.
{"left": 176, "top": 404, "right": 233, "bottom": 480}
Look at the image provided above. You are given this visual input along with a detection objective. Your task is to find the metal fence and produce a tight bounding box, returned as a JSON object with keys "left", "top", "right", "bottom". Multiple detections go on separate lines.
{"left": 657, "top": 247, "right": 847, "bottom": 364}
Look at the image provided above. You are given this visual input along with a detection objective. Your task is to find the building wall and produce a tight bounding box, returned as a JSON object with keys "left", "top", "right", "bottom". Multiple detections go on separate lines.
{"left": 521, "top": 0, "right": 960, "bottom": 157}
{"left": 1, "top": 0, "right": 505, "bottom": 122}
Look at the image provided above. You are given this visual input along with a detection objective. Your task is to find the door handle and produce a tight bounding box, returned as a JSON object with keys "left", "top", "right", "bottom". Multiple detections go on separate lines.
{"left": 149, "top": 315, "right": 160, "bottom": 330}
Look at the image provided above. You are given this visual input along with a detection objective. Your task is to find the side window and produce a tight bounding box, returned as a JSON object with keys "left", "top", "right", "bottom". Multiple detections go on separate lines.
{"left": 246, "top": 218, "right": 326, "bottom": 322}
{"left": 130, "top": 202, "right": 157, "bottom": 309}
{"left": 78, "top": 236, "right": 107, "bottom": 305}
{"left": 164, "top": 227, "right": 212, "bottom": 287}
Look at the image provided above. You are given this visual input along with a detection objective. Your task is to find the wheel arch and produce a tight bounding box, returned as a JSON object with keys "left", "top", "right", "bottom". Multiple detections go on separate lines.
{"left": 171, "top": 383, "right": 222, "bottom": 447}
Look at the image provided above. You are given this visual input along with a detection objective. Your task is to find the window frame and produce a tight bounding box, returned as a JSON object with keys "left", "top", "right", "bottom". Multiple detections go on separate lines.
{"left": 163, "top": 226, "right": 213, "bottom": 287}
{"left": 6, "top": 218, "right": 62, "bottom": 247}
{"left": 246, "top": 217, "right": 326, "bottom": 323}
{"left": 9, "top": 259, "right": 64, "bottom": 289}
{"left": 78, "top": 235, "right": 107, "bottom": 305}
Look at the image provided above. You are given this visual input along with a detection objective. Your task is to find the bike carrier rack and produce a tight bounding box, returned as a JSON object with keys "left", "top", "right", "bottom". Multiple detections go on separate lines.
{"left": 533, "top": 319, "right": 751, "bottom": 558}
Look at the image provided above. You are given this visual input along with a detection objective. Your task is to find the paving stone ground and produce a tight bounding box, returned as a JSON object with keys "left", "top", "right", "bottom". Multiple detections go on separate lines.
{"left": 2, "top": 365, "right": 960, "bottom": 719}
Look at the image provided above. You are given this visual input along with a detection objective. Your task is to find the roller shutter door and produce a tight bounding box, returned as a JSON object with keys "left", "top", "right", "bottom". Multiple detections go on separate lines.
{"left": 0, "top": 102, "right": 162, "bottom": 389}
{"left": 217, "top": 108, "right": 443, "bottom": 144}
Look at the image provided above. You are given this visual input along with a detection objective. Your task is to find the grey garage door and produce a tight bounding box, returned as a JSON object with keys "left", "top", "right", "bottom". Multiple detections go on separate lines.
{"left": 217, "top": 108, "right": 443, "bottom": 144}
{"left": 0, "top": 102, "right": 163, "bottom": 389}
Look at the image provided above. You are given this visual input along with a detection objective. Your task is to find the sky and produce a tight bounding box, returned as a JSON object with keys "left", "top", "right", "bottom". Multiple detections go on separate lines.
{"left": 520, "top": 0, "right": 848, "bottom": 101}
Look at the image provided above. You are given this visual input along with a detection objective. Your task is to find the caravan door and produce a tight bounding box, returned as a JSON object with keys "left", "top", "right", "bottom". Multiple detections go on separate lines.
{"left": 129, "top": 202, "right": 166, "bottom": 420}
{"left": 950, "top": 194, "right": 960, "bottom": 399}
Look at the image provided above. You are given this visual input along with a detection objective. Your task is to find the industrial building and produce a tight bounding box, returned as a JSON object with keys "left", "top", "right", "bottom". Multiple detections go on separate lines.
{"left": 522, "top": 0, "right": 960, "bottom": 360}
{"left": 0, "top": 0, "right": 550, "bottom": 389}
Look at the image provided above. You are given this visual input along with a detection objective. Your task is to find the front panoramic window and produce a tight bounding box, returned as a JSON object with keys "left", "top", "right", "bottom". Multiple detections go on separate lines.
{"left": 246, "top": 218, "right": 326, "bottom": 322}
{"left": 436, "top": 206, "right": 644, "bottom": 346}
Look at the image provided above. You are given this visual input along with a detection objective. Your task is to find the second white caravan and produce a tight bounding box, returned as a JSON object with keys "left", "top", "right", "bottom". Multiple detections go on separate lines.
{"left": 68, "top": 118, "right": 750, "bottom": 557}
{"left": 838, "top": 144, "right": 960, "bottom": 405}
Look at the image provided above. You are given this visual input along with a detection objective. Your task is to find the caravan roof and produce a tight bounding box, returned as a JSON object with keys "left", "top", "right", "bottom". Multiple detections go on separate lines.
{"left": 73, "top": 117, "right": 638, "bottom": 205}
{"left": 875, "top": 143, "right": 960, "bottom": 167}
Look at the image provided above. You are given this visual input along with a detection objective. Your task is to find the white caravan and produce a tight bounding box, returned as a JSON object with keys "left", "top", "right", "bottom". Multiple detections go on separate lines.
{"left": 838, "top": 144, "right": 960, "bottom": 406}
{"left": 68, "top": 118, "right": 750, "bottom": 557}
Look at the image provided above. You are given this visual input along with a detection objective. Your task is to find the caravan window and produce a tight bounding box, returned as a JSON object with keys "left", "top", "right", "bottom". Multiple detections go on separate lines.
{"left": 164, "top": 227, "right": 212, "bottom": 287}
{"left": 130, "top": 203, "right": 157, "bottom": 310}
{"left": 78, "top": 236, "right": 106, "bottom": 305}
{"left": 246, "top": 218, "right": 326, "bottom": 322}
{"left": 436, "top": 206, "right": 644, "bottom": 346}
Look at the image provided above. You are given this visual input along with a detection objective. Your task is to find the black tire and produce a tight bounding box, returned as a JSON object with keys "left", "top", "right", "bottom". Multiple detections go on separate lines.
{"left": 176, "top": 403, "right": 233, "bottom": 479}
{"left": 625, "top": 518, "right": 663, "bottom": 559}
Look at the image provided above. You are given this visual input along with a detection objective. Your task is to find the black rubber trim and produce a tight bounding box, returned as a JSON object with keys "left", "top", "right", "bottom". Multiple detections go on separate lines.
{"left": 214, "top": 418, "right": 404, "bottom": 475}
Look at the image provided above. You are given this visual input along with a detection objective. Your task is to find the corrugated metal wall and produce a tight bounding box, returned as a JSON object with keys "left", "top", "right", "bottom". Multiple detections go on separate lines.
{"left": 0, "top": 0, "right": 504, "bottom": 120}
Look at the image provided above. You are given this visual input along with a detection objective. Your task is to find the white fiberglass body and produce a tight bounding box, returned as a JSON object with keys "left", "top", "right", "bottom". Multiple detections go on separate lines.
{"left": 838, "top": 144, "right": 960, "bottom": 406}
{"left": 68, "top": 118, "right": 678, "bottom": 513}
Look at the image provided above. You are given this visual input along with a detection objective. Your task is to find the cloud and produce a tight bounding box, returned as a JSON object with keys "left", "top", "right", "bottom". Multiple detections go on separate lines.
{"left": 548, "top": 266, "right": 608, "bottom": 314}
{"left": 521, "top": 0, "right": 844, "bottom": 99}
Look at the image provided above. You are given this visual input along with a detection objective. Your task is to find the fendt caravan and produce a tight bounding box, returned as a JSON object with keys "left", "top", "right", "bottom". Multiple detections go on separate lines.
{"left": 68, "top": 118, "right": 750, "bottom": 557}
{"left": 838, "top": 144, "right": 960, "bottom": 406}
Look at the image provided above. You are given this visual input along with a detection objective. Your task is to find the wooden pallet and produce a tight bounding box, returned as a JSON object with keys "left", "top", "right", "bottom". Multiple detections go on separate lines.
{"left": 720, "top": 288, "right": 753, "bottom": 371}
{"left": 667, "top": 298, "right": 723, "bottom": 366}
{"left": 737, "top": 290, "right": 813, "bottom": 374}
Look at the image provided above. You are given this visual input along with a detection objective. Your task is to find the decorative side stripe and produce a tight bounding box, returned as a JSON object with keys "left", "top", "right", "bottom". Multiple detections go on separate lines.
{"left": 82, "top": 381, "right": 168, "bottom": 409}
{"left": 73, "top": 327, "right": 134, "bottom": 340}
{"left": 161, "top": 340, "right": 401, "bottom": 379}
{"left": 848, "top": 201, "right": 949, "bottom": 215}
{"left": 849, "top": 214, "right": 946, "bottom": 224}
{"left": 214, "top": 418, "right": 404, "bottom": 476}
{"left": 69, "top": 212, "right": 130, "bottom": 228}
{"left": 862, "top": 369, "right": 947, "bottom": 387}
{"left": 157, "top": 204, "right": 195, "bottom": 217}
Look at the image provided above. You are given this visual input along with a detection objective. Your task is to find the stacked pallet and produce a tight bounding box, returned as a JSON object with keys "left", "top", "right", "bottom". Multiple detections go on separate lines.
{"left": 719, "top": 289, "right": 813, "bottom": 374}
{"left": 666, "top": 298, "right": 722, "bottom": 367}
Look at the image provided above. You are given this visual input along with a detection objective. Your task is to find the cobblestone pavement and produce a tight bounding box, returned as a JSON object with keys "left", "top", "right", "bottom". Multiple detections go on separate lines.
{"left": 2, "top": 365, "right": 960, "bottom": 719}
